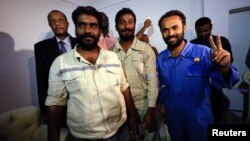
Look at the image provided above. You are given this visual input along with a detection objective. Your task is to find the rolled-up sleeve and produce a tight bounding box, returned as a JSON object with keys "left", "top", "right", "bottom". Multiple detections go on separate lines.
{"left": 144, "top": 46, "right": 159, "bottom": 107}
{"left": 45, "top": 58, "right": 68, "bottom": 106}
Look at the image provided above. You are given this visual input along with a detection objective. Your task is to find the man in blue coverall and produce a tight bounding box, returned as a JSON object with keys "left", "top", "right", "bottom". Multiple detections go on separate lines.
{"left": 157, "top": 10, "right": 240, "bottom": 141}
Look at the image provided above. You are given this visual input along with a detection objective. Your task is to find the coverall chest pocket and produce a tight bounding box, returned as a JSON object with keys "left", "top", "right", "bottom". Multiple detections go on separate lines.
{"left": 185, "top": 64, "right": 208, "bottom": 77}
{"left": 185, "top": 64, "right": 209, "bottom": 88}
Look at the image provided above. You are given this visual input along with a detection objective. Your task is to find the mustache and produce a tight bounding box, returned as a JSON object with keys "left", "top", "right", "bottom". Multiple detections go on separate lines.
{"left": 166, "top": 35, "right": 177, "bottom": 40}
{"left": 121, "top": 28, "right": 133, "bottom": 32}
{"left": 79, "top": 33, "right": 96, "bottom": 40}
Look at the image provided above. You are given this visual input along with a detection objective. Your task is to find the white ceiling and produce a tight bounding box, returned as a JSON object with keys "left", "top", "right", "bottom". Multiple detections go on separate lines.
{"left": 63, "top": 0, "right": 131, "bottom": 10}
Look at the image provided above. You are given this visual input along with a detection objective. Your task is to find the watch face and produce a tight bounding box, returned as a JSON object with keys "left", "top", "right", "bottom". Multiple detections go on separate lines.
{"left": 243, "top": 71, "right": 250, "bottom": 85}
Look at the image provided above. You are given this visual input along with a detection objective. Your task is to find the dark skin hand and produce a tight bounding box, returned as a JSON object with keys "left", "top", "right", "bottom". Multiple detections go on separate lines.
{"left": 143, "top": 107, "right": 156, "bottom": 132}
{"left": 122, "top": 88, "right": 139, "bottom": 141}
{"left": 209, "top": 35, "right": 231, "bottom": 77}
{"left": 47, "top": 106, "right": 65, "bottom": 141}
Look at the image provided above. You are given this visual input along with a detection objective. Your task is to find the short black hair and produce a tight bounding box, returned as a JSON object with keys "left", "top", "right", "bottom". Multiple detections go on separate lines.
{"left": 115, "top": 8, "right": 136, "bottom": 25}
{"left": 158, "top": 10, "right": 186, "bottom": 28}
{"left": 195, "top": 17, "right": 211, "bottom": 27}
{"left": 72, "top": 6, "right": 102, "bottom": 28}
{"left": 100, "top": 12, "right": 109, "bottom": 37}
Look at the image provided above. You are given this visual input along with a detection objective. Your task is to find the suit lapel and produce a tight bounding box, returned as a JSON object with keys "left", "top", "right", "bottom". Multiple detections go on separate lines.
{"left": 50, "top": 37, "right": 61, "bottom": 56}
{"left": 70, "top": 36, "right": 77, "bottom": 49}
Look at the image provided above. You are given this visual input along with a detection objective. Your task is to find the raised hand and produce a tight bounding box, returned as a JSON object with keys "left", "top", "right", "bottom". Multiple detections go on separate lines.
{"left": 144, "top": 18, "right": 152, "bottom": 28}
{"left": 209, "top": 35, "right": 231, "bottom": 68}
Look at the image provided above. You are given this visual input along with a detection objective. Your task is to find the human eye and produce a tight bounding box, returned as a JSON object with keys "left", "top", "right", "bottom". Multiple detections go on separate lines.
{"left": 129, "top": 20, "right": 134, "bottom": 25}
{"left": 76, "top": 22, "right": 85, "bottom": 28}
{"left": 58, "top": 18, "right": 65, "bottom": 23}
{"left": 161, "top": 27, "right": 168, "bottom": 33}
{"left": 119, "top": 20, "right": 125, "bottom": 25}
{"left": 49, "top": 20, "right": 56, "bottom": 25}
{"left": 90, "top": 23, "right": 98, "bottom": 29}
{"left": 172, "top": 25, "right": 179, "bottom": 30}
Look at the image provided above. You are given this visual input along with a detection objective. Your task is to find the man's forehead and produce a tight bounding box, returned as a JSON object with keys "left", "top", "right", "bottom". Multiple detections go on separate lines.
{"left": 119, "top": 14, "right": 134, "bottom": 21}
{"left": 49, "top": 13, "right": 64, "bottom": 19}
{"left": 78, "top": 14, "right": 98, "bottom": 23}
{"left": 161, "top": 16, "right": 182, "bottom": 28}
{"left": 196, "top": 23, "right": 211, "bottom": 30}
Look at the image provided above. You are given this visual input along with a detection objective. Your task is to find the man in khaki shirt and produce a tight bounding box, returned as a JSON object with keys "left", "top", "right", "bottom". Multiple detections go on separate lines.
{"left": 113, "top": 8, "right": 158, "bottom": 141}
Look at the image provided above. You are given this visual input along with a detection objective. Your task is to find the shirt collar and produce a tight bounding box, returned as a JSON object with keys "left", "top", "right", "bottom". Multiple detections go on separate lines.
{"left": 74, "top": 46, "right": 107, "bottom": 65}
{"left": 114, "top": 37, "right": 143, "bottom": 51}
{"left": 165, "top": 40, "right": 191, "bottom": 58}
{"left": 56, "top": 35, "right": 70, "bottom": 45}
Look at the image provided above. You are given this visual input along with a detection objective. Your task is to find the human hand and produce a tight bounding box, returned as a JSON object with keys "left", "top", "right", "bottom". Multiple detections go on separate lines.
{"left": 157, "top": 104, "right": 165, "bottom": 123}
{"left": 143, "top": 107, "right": 156, "bottom": 132}
{"left": 209, "top": 35, "right": 231, "bottom": 68}
{"left": 144, "top": 18, "right": 152, "bottom": 29}
{"left": 128, "top": 117, "right": 138, "bottom": 141}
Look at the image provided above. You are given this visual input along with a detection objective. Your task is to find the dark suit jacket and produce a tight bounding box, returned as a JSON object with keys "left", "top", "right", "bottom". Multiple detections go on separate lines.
{"left": 34, "top": 35, "right": 77, "bottom": 117}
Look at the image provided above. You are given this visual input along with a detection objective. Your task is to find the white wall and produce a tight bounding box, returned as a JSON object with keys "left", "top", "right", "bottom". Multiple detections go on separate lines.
{"left": 204, "top": 0, "right": 250, "bottom": 37}
{"left": 0, "top": 0, "right": 77, "bottom": 113}
{"left": 100, "top": 0, "right": 203, "bottom": 52}
{"left": 203, "top": 0, "right": 250, "bottom": 117}
{"left": 0, "top": 0, "right": 249, "bottom": 114}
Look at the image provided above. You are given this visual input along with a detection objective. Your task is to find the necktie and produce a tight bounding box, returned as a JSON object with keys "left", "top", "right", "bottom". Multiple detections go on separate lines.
{"left": 59, "top": 41, "right": 67, "bottom": 54}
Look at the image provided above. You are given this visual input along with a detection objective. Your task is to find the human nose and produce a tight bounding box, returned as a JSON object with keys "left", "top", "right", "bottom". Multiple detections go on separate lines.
{"left": 125, "top": 22, "right": 133, "bottom": 29}
{"left": 168, "top": 29, "right": 174, "bottom": 36}
{"left": 84, "top": 25, "right": 92, "bottom": 33}
{"left": 200, "top": 31, "right": 207, "bottom": 36}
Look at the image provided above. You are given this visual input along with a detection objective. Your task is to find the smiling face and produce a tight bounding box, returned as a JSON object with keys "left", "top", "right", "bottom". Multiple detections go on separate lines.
{"left": 48, "top": 11, "right": 69, "bottom": 37}
{"left": 116, "top": 13, "right": 135, "bottom": 42}
{"left": 159, "top": 15, "right": 186, "bottom": 49}
{"left": 75, "top": 13, "right": 101, "bottom": 51}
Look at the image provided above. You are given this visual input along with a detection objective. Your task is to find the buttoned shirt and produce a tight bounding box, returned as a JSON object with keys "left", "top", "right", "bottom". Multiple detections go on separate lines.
{"left": 45, "top": 46, "right": 128, "bottom": 139}
{"left": 56, "top": 35, "right": 72, "bottom": 52}
{"left": 157, "top": 41, "right": 240, "bottom": 129}
{"left": 113, "top": 37, "right": 158, "bottom": 113}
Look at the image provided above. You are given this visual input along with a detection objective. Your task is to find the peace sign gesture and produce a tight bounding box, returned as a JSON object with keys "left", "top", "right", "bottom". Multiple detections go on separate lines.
{"left": 209, "top": 35, "right": 231, "bottom": 68}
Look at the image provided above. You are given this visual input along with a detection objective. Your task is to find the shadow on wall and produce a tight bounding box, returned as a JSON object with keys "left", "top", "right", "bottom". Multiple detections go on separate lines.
{"left": 0, "top": 32, "right": 38, "bottom": 114}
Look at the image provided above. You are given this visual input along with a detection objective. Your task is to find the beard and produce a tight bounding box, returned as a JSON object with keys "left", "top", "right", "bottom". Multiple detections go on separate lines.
{"left": 163, "top": 31, "right": 184, "bottom": 49}
{"left": 118, "top": 28, "right": 135, "bottom": 42}
{"left": 77, "top": 33, "right": 100, "bottom": 51}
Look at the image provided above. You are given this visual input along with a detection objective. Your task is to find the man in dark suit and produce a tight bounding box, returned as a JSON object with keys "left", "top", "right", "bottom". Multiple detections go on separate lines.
{"left": 34, "top": 10, "right": 77, "bottom": 123}
{"left": 191, "top": 17, "right": 233, "bottom": 125}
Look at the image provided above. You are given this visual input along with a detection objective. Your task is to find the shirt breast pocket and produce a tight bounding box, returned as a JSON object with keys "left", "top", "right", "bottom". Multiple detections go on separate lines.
{"left": 62, "top": 73, "right": 82, "bottom": 93}
{"left": 106, "top": 67, "right": 120, "bottom": 87}
{"left": 132, "top": 53, "right": 144, "bottom": 74}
